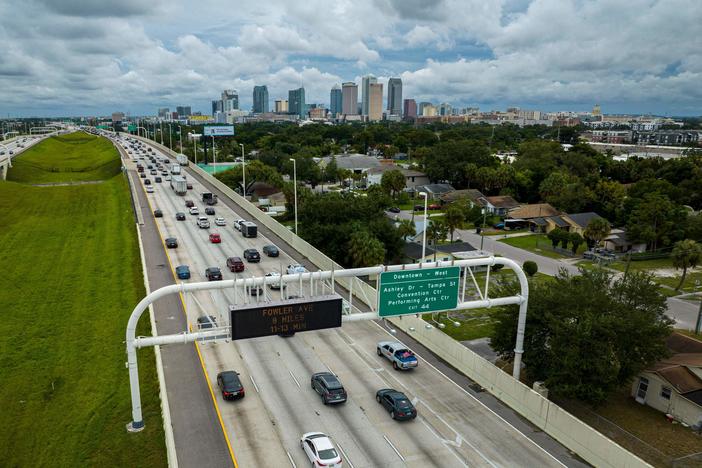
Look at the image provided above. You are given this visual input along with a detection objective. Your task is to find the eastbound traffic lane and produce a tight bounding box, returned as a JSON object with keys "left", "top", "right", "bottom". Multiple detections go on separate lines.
{"left": 126, "top": 166, "right": 233, "bottom": 468}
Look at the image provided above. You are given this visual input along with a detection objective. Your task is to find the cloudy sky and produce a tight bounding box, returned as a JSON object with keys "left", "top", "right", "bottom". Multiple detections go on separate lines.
{"left": 1, "top": 0, "right": 701, "bottom": 117}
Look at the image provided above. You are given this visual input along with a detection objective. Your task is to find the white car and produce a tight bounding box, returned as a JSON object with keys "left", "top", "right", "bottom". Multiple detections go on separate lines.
{"left": 265, "top": 272, "right": 284, "bottom": 290}
{"left": 189, "top": 206, "right": 199, "bottom": 215}
{"left": 145, "top": 186, "right": 154, "bottom": 193}
{"left": 300, "top": 432, "right": 342, "bottom": 468}
{"left": 165, "top": 175, "right": 171, "bottom": 181}
{"left": 196, "top": 216, "right": 210, "bottom": 229}
{"left": 215, "top": 217, "right": 226, "bottom": 226}
{"left": 234, "top": 219, "right": 245, "bottom": 231}
{"left": 287, "top": 264, "right": 307, "bottom": 275}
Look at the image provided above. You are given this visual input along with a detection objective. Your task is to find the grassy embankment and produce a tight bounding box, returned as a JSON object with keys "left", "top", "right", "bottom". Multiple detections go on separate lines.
{"left": 0, "top": 132, "right": 165, "bottom": 467}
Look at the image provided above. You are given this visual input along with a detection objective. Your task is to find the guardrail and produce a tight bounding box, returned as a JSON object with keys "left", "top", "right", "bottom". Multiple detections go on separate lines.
{"left": 132, "top": 134, "right": 651, "bottom": 468}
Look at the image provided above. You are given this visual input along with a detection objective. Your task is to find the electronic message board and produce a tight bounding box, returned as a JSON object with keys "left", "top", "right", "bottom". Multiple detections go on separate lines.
{"left": 229, "top": 295, "right": 342, "bottom": 340}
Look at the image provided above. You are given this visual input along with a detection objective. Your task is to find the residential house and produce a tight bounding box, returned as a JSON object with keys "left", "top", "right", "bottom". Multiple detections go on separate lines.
{"left": 631, "top": 333, "right": 702, "bottom": 429}
{"left": 560, "top": 212, "right": 603, "bottom": 236}
{"left": 412, "top": 183, "right": 456, "bottom": 200}
{"left": 403, "top": 242, "right": 437, "bottom": 264}
{"left": 439, "top": 189, "right": 487, "bottom": 208}
{"left": 319, "top": 154, "right": 381, "bottom": 175}
{"left": 485, "top": 195, "right": 520, "bottom": 216}
{"left": 506, "top": 203, "right": 561, "bottom": 231}
{"left": 603, "top": 228, "right": 647, "bottom": 253}
{"left": 366, "top": 164, "right": 430, "bottom": 190}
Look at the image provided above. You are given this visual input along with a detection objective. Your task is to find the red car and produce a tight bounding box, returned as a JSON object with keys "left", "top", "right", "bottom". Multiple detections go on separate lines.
{"left": 428, "top": 203, "right": 441, "bottom": 210}
{"left": 226, "top": 256, "right": 245, "bottom": 272}
{"left": 209, "top": 233, "right": 221, "bottom": 243}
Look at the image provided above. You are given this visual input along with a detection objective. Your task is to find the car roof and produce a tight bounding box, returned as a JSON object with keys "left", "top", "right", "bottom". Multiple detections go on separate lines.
{"left": 228, "top": 256, "right": 243, "bottom": 262}
{"left": 175, "top": 265, "right": 188, "bottom": 270}
{"left": 315, "top": 373, "right": 342, "bottom": 389}
{"left": 378, "top": 341, "right": 404, "bottom": 348}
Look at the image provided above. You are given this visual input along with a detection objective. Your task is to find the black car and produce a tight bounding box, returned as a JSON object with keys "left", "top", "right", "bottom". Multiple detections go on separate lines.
{"left": 197, "top": 315, "right": 216, "bottom": 329}
{"left": 243, "top": 249, "right": 261, "bottom": 262}
{"left": 153, "top": 209, "right": 163, "bottom": 218}
{"left": 376, "top": 389, "right": 417, "bottom": 420}
{"left": 262, "top": 245, "right": 279, "bottom": 257}
{"left": 388, "top": 207, "right": 401, "bottom": 213}
{"left": 311, "top": 372, "right": 347, "bottom": 405}
{"left": 165, "top": 237, "right": 178, "bottom": 248}
{"left": 155, "top": 177, "right": 162, "bottom": 183}
{"left": 205, "top": 267, "right": 223, "bottom": 281}
{"left": 175, "top": 212, "right": 186, "bottom": 221}
{"left": 217, "top": 371, "right": 245, "bottom": 400}
{"left": 139, "top": 172, "right": 146, "bottom": 179}
{"left": 248, "top": 286, "right": 264, "bottom": 296}
{"left": 144, "top": 179, "right": 151, "bottom": 185}
{"left": 205, "top": 207, "right": 215, "bottom": 215}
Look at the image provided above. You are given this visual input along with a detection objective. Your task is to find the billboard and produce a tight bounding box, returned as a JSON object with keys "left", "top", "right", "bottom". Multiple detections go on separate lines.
{"left": 203, "top": 125, "right": 234, "bottom": 136}
{"left": 229, "top": 295, "right": 342, "bottom": 340}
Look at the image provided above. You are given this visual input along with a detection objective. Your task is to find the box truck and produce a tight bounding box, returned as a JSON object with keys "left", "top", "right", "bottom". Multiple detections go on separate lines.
{"left": 241, "top": 221, "right": 258, "bottom": 238}
{"left": 202, "top": 192, "right": 218, "bottom": 205}
{"left": 170, "top": 163, "right": 181, "bottom": 175}
{"left": 176, "top": 153, "right": 189, "bottom": 166}
{"left": 170, "top": 175, "right": 187, "bottom": 195}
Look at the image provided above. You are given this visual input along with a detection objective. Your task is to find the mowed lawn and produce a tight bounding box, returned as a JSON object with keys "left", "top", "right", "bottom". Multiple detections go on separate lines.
{"left": 7, "top": 132, "right": 122, "bottom": 184}
{"left": 0, "top": 134, "right": 165, "bottom": 466}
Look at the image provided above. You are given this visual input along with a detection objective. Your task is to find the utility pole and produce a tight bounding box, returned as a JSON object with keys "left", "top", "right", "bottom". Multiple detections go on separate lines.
{"left": 480, "top": 208, "right": 487, "bottom": 251}
{"left": 696, "top": 281, "right": 702, "bottom": 335}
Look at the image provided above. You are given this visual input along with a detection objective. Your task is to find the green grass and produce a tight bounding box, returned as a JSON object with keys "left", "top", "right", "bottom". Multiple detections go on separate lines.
{"left": 498, "top": 234, "right": 584, "bottom": 259}
{"left": 7, "top": 132, "right": 122, "bottom": 184}
{"left": 0, "top": 136, "right": 165, "bottom": 467}
{"left": 423, "top": 309, "right": 498, "bottom": 341}
{"left": 606, "top": 257, "right": 674, "bottom": 273}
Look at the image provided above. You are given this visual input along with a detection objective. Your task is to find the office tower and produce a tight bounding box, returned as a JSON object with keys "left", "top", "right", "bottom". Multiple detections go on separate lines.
{"left": 274, "top": 100, "right": 289, "bottom": 113}
{"left": 362, "top": 75, "right": 377, "bottom": 116}
{"left": 438, "top": 103, "right": 452, "bottom": 116}
{"left": 341, "top": 82, "right": 358, "bottom": 116}
{"left": 418, "top": 102, "right": 432, "bottom": 116}
{"left": 288, "top": 87, "right": 306, "bottom": 118}
{"left": 220, "top": 90, "right": 238, "bottom": 111}
{"left": 176, "top": 106, "right": 191, "bottom": 117}
{"left": 253, "top": 85, "right": 269, "bottom": 113}
{"left": 387, "top": 78, "right": 402, "bottom": 116}
{"left": 403, "top": 99, "right": 417, "bottom": 119}
{"left": 158, "top": 108, "right": 169, "bottom": 119}
{"left": 211, "top": 100, "right": 223, "bottom": 116}
{"left": 368, "top": 83, "right": 383, "bottom": 121}
{"left": 111, "top": 112, "right": 125, "bottom": 124}
{"left": 330, "top": 84, "right": 342, "bottom": 117}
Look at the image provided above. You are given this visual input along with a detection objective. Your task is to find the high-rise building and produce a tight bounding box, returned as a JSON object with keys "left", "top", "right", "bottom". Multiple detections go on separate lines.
{"left": 368, "top": 83, "right": 383, "bottom": 121}
{"left": 275, "top": 99, "right": 288, "bottom": 113}
{"left": 176, "top": 106, "right": 191, "bottom": 117}
{"left": 288, "top": 88, "right": 306, "bottom": 118}
{"left": 221, "top": 90, "right": 238, "bottom": 111}
{"left": 387, "top": 78, "right": 402, "bottom": 116}
{"left": 403, "top": 99, "right": 417, "bottom": 119}
{"left": 158, "top": 108, "right": 170, "bottom": 119}
{"left": 253, "top": 85, "right": 269, "bottom": 113}
{"left": 592, "top": 104, "right": 602, "bottom": 116}
{"left": 418, "top": 102, "right": 432, "bottom": 116}
{"left": 361, "top": 75, "right": 377, "bottom": 116}
{"left": 341, "top": 82, "right": 358, "bottom": 116}
{"left": 211, "top": 100, "right": 223, "bottom": 116}
{"left": 111, "top": 112, "right": 125, "bottom": 124}
{"left": 330, "top": 84, "right": 342, "bottom": 117}
{"left": 438, "top": 103, "right": 452, "bottom": 116}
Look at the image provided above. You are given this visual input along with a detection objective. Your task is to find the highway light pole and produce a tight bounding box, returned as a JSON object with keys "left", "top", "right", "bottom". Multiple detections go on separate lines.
{"left": 290, "top": 158, "right": 298, "bottom": 235}
{"left": 211, "top": 135, "right": 216, "bottom": 173}
{"left": 239, "top": 143, "right": 245, "bottom": 197}
{"left": 159, "top": 121, "right": 163, "bottom": 145}
{"left": 480, "top": 208, "right": 488, "bottom": 251}
{"left": 168, "top": 124, "right": 172, "bottom": 149}
{"left": 190, "top": 132, "right": 197, "bottom": 165}
{"left": 178, "top": 125, "right": 183, "bottom": 154}
{"left": 420, "top": 192, "right": 428, "bottom": 262}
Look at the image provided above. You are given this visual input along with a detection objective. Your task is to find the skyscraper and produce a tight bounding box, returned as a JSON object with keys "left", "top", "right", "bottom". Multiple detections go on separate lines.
{"left": 330, "top": 84, "right": 342, "bottom": 117}
{"left": 387, "top": 78, "right": 402, "bottom": 116}
{"left": 403, "top": 99, "right": 417, "bottom": 119}
{"left": 253, "top": 85, "right": 269, "bottom": 113}
{"left": 288, "top": 87, "right": 306, "bottom": 118}
{"left": 368, "top": 83, "right": 383, "bottom": 121}
{"left": 361, "top": 75, "right": 376, "bottom": 116}
{"left": 158, "top": 108, "right": 170, "bottom": 119}
{"left": 274, "top": 100, "right": 288, "bottom": 113}
{"left": 211, "top": 100, "right": 223, "bottom": 116}
{"left": 176, "top": 106, "right": 191, "bottom": 117}
{"left": 221, "top": 90, "right": 238, "bottom": 111}
{"left": 418, "top": 102, "right": 432, "bottom": 116}
{"left": 341, "top": 82, "right": 358, "bottom": 116}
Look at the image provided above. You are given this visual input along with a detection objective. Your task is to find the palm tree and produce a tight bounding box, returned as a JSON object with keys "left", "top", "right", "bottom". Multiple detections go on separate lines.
{"left": 444, "top": 204, "right": 465, "bottom": 242}
{"left": 396, "top": 219, "right": 416, "bottom": 241}
{"left": 347, "top": 230, "right": 386, "bottom": 267}
{"left": 672, "top": 239, "right": 702, "bottom": 291}
{"left": 583, "top": 217, "right": 611, "bottom": 249}
{"left": 426, "top": 219, "right": 449, "bottom": 261}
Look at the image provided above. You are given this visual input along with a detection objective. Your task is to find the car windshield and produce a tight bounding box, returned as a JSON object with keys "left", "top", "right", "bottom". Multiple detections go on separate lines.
{"left": 318, "top": 448, "right": 338, "bottom": 460}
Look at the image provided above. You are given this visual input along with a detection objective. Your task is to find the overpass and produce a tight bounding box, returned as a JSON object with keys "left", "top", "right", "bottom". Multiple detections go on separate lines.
{"left": 0, "top": 134, "right": 52, "bottom": 180}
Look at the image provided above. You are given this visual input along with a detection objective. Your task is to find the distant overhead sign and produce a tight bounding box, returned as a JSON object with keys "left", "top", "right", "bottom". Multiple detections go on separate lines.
{"left": 229, "top": 295, "right": 342, "bottom": 340}
{"left": 378, "top": 266, "right": 460, "bottom": 317}
{"left": 203, "top": 125, "right": 234, "bottom": 136}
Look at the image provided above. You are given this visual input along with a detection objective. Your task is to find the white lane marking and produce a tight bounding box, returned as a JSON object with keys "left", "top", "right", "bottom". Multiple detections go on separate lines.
{"left": 370, "top": 320, "right": 567, "bottom": 467}
{"left": 417, "top": 418, "right": 469, "bottom": 468}
{"left": 383, "top": 435, "right": 405, "bottom": 462}
{"left": 289, "top": 370, "right": 301, "bottom": 388}
{"left": 326, "top": 364, "right": 335, "bottom": 375}
{"left": 286, "top": 451, "right": 297, "bottom": 468}
{"left": 336, "top": 443, "right": 354, "bottom": 468}
{"left": 250, "top": 375, "right": 260, "bottom": 393}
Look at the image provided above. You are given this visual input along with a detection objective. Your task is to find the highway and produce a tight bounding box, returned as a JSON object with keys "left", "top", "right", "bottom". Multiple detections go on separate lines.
{"left": 116, "top": 135, "right": 583, "bottom": 467}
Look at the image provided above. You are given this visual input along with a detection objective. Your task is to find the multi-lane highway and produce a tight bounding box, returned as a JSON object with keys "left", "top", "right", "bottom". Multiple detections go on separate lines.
{"left": 0, "top": 134, "right": 48, "bottom": 177}
{"left": 115, "top": 135, "right": 582, "bottom": 467}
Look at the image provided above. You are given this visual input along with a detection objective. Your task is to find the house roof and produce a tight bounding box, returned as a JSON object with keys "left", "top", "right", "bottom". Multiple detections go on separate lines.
{"left": 507, "top": 203, "right": 560, "bottom": 219}
{"left": 401, "top": 168, "right": 427, "bottom": 177}
{"left": 667, "top": 333, "right": 702, "bottom": 354}
{"left": 486, "top": 195, "right": 520, "bottom": 209}
{"left": 415, "top": 183, "right": 455, "bottom": 195}
{"left": 547, "top": 216, "right": 571, "bottom": 228}
{"left": 565, "top": 212, "right": 604, "bottom": 229}
{"left": 403, "top": 242, "right": 436, "bottom": 260}
{"left": 366, "top": 164, "right": 400, "bottom": 175}
{"left": 646, "top": 333, "right": 702, "bottom": 399}
{"left": 440, "top": 189, "right": 486, "bottom": 203}
{"left": 321, "top": 154, "right": 381, "bottom": 170}
{"left": 656, "top": 366, "right": 702, "bottom": 394}
{"left": 435, "top": 241, "right": 477, "bottom": 254}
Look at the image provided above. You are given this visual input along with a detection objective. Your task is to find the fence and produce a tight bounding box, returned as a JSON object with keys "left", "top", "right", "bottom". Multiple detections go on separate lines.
{"left": 133, "top": 134, "right": 651, "bottom": 468}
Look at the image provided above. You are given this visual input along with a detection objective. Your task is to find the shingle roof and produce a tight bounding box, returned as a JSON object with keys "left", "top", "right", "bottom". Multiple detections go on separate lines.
{"left": 403, "top": 242, "right": 436, "bottom": 260}
{"left": 321, "top": 154, "right": 381, "bottom": 170}
{"left": 441, "top": 189, "right": 486, "bottom": 203}
{"left": 565, "top": 212, "right": 604, "bottom": 229}
{"left": 548, "top": 216, "right": 571, "bottom": 228}
{"left": 415, "top": 183, "right": 455, "bottom": 195}
{"left": 435, "top": 242, "right": 477, "bottom": 254}
{"left": 486, "top": 195, "right": 520, "bottom": 209}
{"left": 507, "top": 203, "right": 560, "bottom": 219}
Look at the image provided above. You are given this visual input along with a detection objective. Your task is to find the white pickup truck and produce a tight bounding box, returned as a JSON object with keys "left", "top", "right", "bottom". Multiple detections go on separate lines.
{"left": 377, "top": 341, "right": 419, "bottom": 370}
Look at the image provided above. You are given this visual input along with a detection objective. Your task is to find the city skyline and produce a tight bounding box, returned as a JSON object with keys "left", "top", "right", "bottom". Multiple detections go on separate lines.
{"left": 1, "top": 0, "right": 701, "bottom": 117}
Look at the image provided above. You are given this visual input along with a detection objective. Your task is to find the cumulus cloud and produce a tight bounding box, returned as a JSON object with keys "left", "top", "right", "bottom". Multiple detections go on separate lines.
{"left": 0, "top": 0, "right": 700, "bottom": 116}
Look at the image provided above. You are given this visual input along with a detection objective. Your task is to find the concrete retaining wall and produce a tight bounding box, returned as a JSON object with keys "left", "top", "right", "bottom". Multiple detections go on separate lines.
{"left": 134, "top": 135, "right": 650, "bottom": 468}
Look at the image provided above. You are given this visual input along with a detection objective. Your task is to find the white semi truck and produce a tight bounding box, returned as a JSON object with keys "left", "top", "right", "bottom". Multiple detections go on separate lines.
{"left": 170, "top": 175, "right": 187, "bottom": 195}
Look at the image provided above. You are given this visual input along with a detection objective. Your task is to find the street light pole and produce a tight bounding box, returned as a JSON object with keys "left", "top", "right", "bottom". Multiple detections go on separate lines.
{"left": 480, "top": 208, "right": 487, "bottom": 251}
{"left": 159, "top": 121, "right": 163, "bottom": 145}
{"left": 179, "top": 125, "right": 183, "bottom": 154}
{"left": 168, "top": 124, "right": 172, "bottom": 149}
{"left": 239, "top": 143, "right": 245, "bottom": 197}
{"left": 289, "top": 158, "right": 298, "bottom": 236}
{"left": 420, "top": 192, "right": 428, "bottom": 263}
{"left": 211, "top": 135, "right": 216, "bottom": 173}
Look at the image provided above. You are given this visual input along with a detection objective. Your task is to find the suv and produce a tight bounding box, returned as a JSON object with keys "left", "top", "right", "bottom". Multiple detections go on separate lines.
{"left": 243, "top": 249, "right": 260, "bottom": 262}
{"left": 311, "top": 372, "right": 347, "bottom": 405}
{"left": 205, "top": 207, "right": 215, "bottom": 215}
{"left": 165, "top": 237, "right": 178, "bottom": 248}
{"left": 263, "top": 245, "right": 279, "bottom": 257}
{"left": 226, "top": 257, "right": 245, "bottom": 272}
{"left": 376, "top": 389, "right": 417, "bottom": 420}
{"left": 197, "top": 216, "right": 210, "bottom": 228}
{"left": 175, "top": 212, "right": 186, "bottom": 221}
{"left": 189, "top": 206, "right": 199, "bottom": 215}
{"left": 185, "top": 199, "right": 195, "bottom": 208}
{"left": 217, "top": 371, "right": 245, "bottom": 400}
{"left": 205, "top": 267, "right": 223, "bottom": 281}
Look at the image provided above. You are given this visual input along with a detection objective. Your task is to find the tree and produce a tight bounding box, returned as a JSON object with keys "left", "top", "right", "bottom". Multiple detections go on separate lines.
{"left": 569, "top": 232, "right": 585, "bottom": 254}
{"left": 396, "top": 219, "right": 416, "bottom": 241}
{"left": 671, "top": 239, "right": 702, "bottom": 291}
{"left": 381, "top": 169, "right": 406, "bottom": 197}
{"left": 547, "top": 228, "right": 564, "bottom": 248}
{"left": 426, "top": 218, "right": 448, "bottom": 260}
{"left": 626, "top": 193, "right": 686, "bottom": 251}
{"left": 491, "top": 268, "right": 672, "bottom": 404}
{"left": 323, "top": 156, "right": 338, "bottom": 182}
{"left": 523, "top": 261, "right": 538, "bottom": 277}
{"left": 347, "top": 230, "right": 385, "bottom": 267}
{"left": 444, "top": 204, "right": 465, "bottom": 242}
{"left": 583, "top": 217, "right": 611, "bottom": 249}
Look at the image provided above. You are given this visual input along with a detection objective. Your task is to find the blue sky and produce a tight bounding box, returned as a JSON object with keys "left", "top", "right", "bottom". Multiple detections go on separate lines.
{"left": 0, "top": 0, "right": 701, "bottom": 117}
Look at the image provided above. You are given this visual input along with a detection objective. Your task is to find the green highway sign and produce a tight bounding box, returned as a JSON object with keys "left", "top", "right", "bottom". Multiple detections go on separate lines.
{"left": 378, "top": 266, "right": 460, "bottom": 317}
